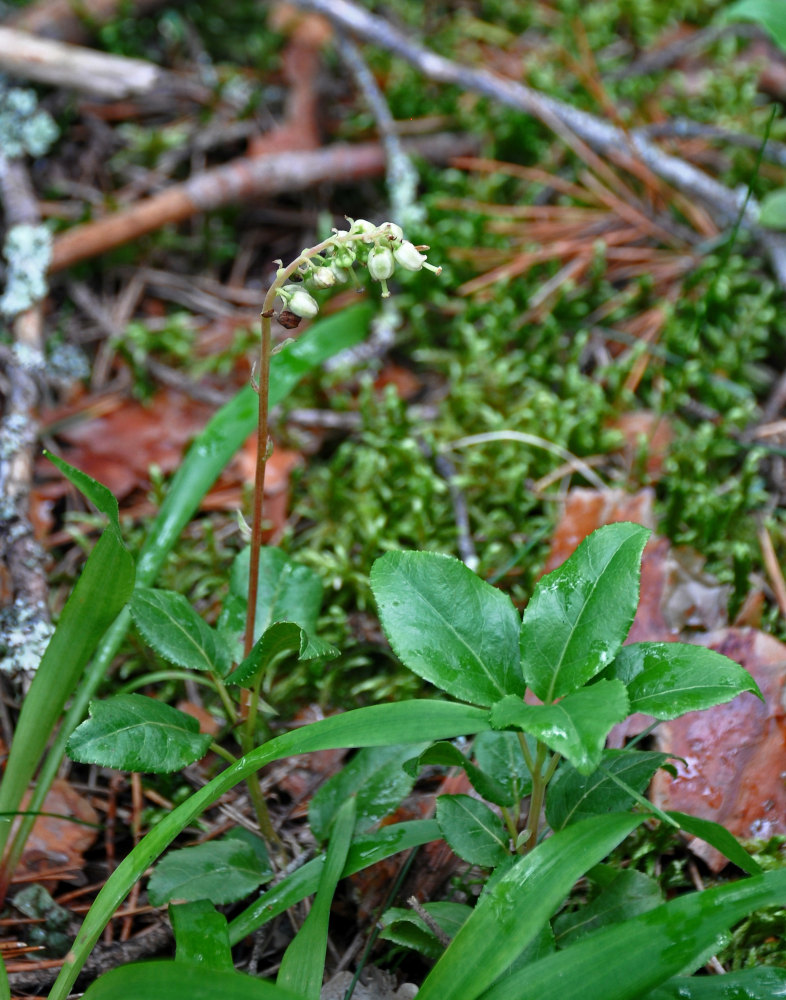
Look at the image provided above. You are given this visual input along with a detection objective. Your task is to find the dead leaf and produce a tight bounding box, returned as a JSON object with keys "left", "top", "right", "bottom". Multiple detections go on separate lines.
{"left": 651, "top": 627, "right": 786, "bottom": 871}
{"left": 14, "top": 778, "right": 99, "bottom": 885}
{"left": 612, "top": 411, "right": 672, "bottom": 480}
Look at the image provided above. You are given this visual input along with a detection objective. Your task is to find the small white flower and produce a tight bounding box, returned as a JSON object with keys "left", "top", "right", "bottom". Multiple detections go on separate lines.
{"left": 394, "top": 240, "right": 428, "bottom": 271}
{"left": 279, "top": 283, "right": 319, "bottom": 318}
{"left": 368, "top": 246, "right": 394, "bottom": 282}
{"left": 378, "top": 222, "right": 404, "bottom": 244}
{"left": 310, "top": 266, "right": 337, "bottom": 289}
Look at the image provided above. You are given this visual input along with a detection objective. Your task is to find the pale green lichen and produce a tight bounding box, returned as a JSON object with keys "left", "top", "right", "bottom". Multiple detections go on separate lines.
{"left": 0, "top": 84, "right": 58, "bottom": 159}
{"left": 0, "top": 223, "right": 52, "bottom": 317}
{"left": 0, "top": 600, "right": 53, "bottom": 680}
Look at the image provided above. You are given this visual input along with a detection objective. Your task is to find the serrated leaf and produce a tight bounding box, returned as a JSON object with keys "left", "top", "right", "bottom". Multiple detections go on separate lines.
{"left": 130, "top": 588, "right": 230, "bottom": 675}
{"left": 67, "top": 694, "right": 212, "bottom": 772}
{"left": 436, "top": 794, "right": 510, "bottom": 867}
{"left": 403, "top": 742, "right": 512, "bottom": 807}
{"left": 520, "top": 523, "right": 649, "bottom": 702}
{"left": 219, "top": 548, "right": 323, "bottom": 660}
{"left": 149, "top": 837, "right": 273, "bottom": 906}
{"left": 553, "top": 869, "right": 663, "bottom": 947}
{"left": 473, "top": 730, "right": 533, "bottom": 804}
{"left": 226, "top": 621, "right": 337, "bottom": 687}
{"left": 609, "top": 642, "right": 761, "bottom": 719}
{"left": 491, "top": 680, "right": 629, "bottom": 775}
{"left": 380, "top": 902, "right": 472, "bottom": 959}
{"left": 309, "top": 744, "right": 426, "bottom": 842}
{"left": 171, "top": 900, "right": 234, "bottom": 970}
{"left": 546, "top": 750, "right": 669, "bottom": 830}
{"left": 371, "top": 551, "right": 523, "bottom": 707}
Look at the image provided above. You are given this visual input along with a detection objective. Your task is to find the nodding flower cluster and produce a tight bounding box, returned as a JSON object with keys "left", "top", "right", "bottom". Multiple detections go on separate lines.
{"left": 274, "top": 218, "right": 441, "bottom": 322}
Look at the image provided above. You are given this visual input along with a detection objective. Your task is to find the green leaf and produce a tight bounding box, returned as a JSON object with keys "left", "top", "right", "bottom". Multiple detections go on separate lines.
{"left": 436, "top": 794, "right": 510, "bottom": 867}
{"left": 0, "top": 456, "right": 134, "bottom": 864}
{"left": 81, "top": 961, "right": 307, "bottom": 1000}
{"left": 67, "top": 694, "right": 212, "bottom": 772}
{"left": 415, "top": 812, "right": 643, "bottom": 1000}
{"left": 520, "top": 523, "right": 649, "bottom": 701}
{"left": 226, "top": 621, "right": 337, "bottom": 687}
{"left": 309, "top": 744, "right": 425, "bottom": 842}
{"left": 546, "top": 750, "right": 669, "bottom": 830}
{"left": 380, "top": 902, "right": 472, "bottom": 959}
{"left": 130, "top": 588, "right": 230, "bottom": 675}
{"left": 479, "top": 870, "right": 786, "bottom": 1000}
{"left": 758, "top": 188, "right": 786, "bottom": 230}
{"left": 669, "top": 811, "right": 762, "bottom": 875}
{"left": 473, "top": 730, "right": 533, "bottom": 804}
{"left": 278, "top": 797, "right": 356, "bottom": 1000}
{"left": 149, "top": 836, "right": 273, "bottom": 906}
{"left": 220, "top": 548, "right": 324, "bottom": 660}
{"left": 609, "top": 642, "right": 761, "bottom": 719}
{"left": 491, "top": 681, "right": 630, "bottom": 775}
{"left": 403, "top": 742, "right": 513, "bottom": 807}
{"left": 229, "top": 820, "right": 443, "bottom": 945}
{"left": 371, "top": 551, "right": 523, "bottom": 707}
{"left": 171, "top": 900, "right": 234, "bottom": 971}
{"left": 648, "top": 967, "right": 786, "bottom": 999}
{"left": 553, "top": 869, "right": 663, "bottom": 947}
{"left": 721, "top": 0, "right": 786, "bottom": 52}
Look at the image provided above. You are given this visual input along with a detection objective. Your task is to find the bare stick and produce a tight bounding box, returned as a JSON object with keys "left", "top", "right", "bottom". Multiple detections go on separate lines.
{"left": 49, "top": 133, "right": 476, "bottom": 273}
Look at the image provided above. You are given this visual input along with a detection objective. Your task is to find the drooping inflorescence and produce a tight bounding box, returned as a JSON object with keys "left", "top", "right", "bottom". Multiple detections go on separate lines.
{"left": 274, "top": 218, "right": 441, "bottom": 321}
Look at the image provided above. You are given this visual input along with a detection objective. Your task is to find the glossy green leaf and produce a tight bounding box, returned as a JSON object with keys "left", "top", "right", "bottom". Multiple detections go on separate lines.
{"left": 610, "top": 642, "right": 761, "bottom": 719}
{"left": 51, "top": 701, "right": 488, "bottom": 1000}
{"left": 520, "top": 523, "right": 649, "bottom": 701}
{"left": 546, "top": 750, "right": 669, "bottom": 830}
{"left": 309, "top": 744, "right": 425, "bottom": 842}
{"left": 722, "top": 0, "right": 786, "bottom": 51}
{"left": 371, "top": 551, "right": 523, "bottom": 706}
{"left": 225, "top": 621, "right": 337, "bottom": 687}
{"left": 473, "top": 730, "right": 533, "bottom": 804}
{"left": 130, "top": 588, "right": 230, "bottom": 675}
{"left": 220, "top": 548, "right": 324, "bottom": 660}
{"left": 669, "top": 811, "right": 762, "bottom": 875}
{"left": 229, "top": 819, "right": 442, "bottom": 944}
{"left": 0, "top": 455, "right": 134, "bottom": 864}
{"left": 380, "top": 902, "right": 472, "bottom": 959}
{"left": 67, "top": 694, "right": 212, "bottom": 772}
{"left": 81, "top": 961, "right": 307, "bottom": 1000}
{"left": 491, "top": 680, "right": 629, "bottom": 775}
{"left": 278, "top": 797, "right": 356, "bottom": 1000}
{"left": 149, "top": 836, "right": 273, "bottom": 906}
{"left": 478, "top": 869, "right": 786, "bottom": 1000}
{"left": 436, "top": 794, "right": 510, "bottom": 867}
{"left": 416, "top": 812, "right": 643, "bottom": 1000}
{"left": 403, "top": 742, "right": 512, "bottom": 807}
{"left": 648, "top": 967, "right": 786, "bottom": 999}
{"left": 171, "top": 900, "right": 234, "bottom": 971}
{"left": 553, "top": 869, "right": 663, "bottom": 947}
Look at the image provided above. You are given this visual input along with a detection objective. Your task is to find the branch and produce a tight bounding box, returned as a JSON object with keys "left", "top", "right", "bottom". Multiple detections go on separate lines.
{"left": 49, "top": 133, "right": 477, "bottom": 272}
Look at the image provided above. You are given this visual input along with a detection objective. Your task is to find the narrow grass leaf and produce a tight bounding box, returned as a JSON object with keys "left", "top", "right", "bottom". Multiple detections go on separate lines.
{"left": 415, "top": 812, "right": 643, "bottom": 1000}
{"left": 669, "top": 811, "right": 762, "bottom": 875}
{"left": 171, "top": 900, "right": 234, "bottom": 971}
{"left": 149, "top": 838, "right": 273, "bottom": 906}
{"left": 81, "top": 961, "right": 307, "bottom": 1000}
{"left": 479, "top": 869, "right": 786, "bottom": 1000}
{"left": 491, "top": 680, "right": 629, "bottom": 775}
{"left": 648, "top": 966, "right": 786, "bottom": 999}
{"left": 277, "top": 797, "right": 356, "bottom": 1000}
{"left": 436, "top": 794, "right": 510, "bottom": 867}
{"left": 520, "top": 523, "right": 649, "bottom": 702}
{"left": 371, "top": 551, "right": 523, "bottom": 706}
{"left": 67, "top": 694, "right": 212, "bottom": 772}
{"left": 131, "top": 588, "right": 229, "bottom": 674}
{"left": 546, "top": 750, "right": 669, "bottom": 830}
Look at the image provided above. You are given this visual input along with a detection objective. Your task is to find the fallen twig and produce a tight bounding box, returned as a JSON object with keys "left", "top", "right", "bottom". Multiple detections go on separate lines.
{"left": 49, "top": 133, "right": 477, "bottom": 272}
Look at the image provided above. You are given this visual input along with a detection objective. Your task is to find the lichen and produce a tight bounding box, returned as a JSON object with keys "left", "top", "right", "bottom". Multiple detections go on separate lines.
{"left": 0, "top": 83, "right": 58, "bottom": 159}
{"left": 0, "top": 599, "right": 53, "bottom": 680}
{"left": 0, "top": 223, "right": 52, "bottom": 317}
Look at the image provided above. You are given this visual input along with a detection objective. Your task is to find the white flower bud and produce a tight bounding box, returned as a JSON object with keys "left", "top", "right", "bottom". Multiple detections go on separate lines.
{"left": 394, "top": 240, "right": 428, "bottom": 271}
{"left": 368, "top": 246, "right": 394, "bottom": 282}
{"left": 348, "top": 218, "right": 377, "bottom": 237}
{"left": 310, "top": 266, "right": 337, "bottom": 289}
{"left": 378, "top": 222, "right": 404, "bottom": 244}
{"left": 280, "top": 283, "right": 319, "bottom": 318}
